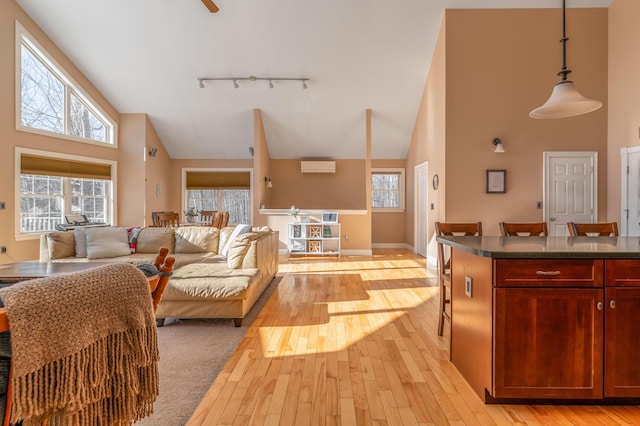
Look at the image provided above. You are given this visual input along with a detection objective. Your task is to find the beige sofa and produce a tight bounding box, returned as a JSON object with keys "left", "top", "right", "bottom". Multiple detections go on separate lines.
{"left": 39, "top": 225, "right": 279, "bottom": 326}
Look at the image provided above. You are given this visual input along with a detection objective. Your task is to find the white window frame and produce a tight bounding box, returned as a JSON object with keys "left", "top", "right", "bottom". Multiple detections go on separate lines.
{"left": 14, "top": 147, "right": 118, "bottom": 241}
{"left": 181, "top": 168, "right": 254, "bottom": 225}
{"left": 372, "top": 168, "right": 405, "bottom": 212}
{"left": 15, "top": 22, "right": 117, "bottom": 147}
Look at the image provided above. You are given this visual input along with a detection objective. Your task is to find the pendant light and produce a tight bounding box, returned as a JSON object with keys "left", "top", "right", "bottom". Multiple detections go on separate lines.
{"left": 529, "top": 0, "right": 602, "bottom": 119}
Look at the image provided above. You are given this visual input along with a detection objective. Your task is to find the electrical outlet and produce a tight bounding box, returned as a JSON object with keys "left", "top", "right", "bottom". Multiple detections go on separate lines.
{"left": 465, "top": 275, "right": 473, "bottom": 298}
{"left": 344, "top": 234, "right": 349, "bottom": 241}
{"left": 0, "top": 202, "right": 5, "bottom": 210}
{"left": 536, "top": 201, "right": 542, "bottom": 209}
{"left": 0, "top": 246, "right": 6, "bottom": 254}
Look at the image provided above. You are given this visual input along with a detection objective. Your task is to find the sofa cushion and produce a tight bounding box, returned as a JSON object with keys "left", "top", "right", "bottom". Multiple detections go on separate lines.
{"left": 226, "top": 232, "right": 261, "bottom": 269}
{"left": 165, "top": 263, "right": 258, "bottom": 300}
{"left": 73, "top": 228, "right": 87, "bottom": 258}
{"left": 136, "top": 227, "right": 175, "bottom": 253}
{"left": 175, "top": 226, "right": 219, "bottom": 254}
{"left": 46, "top": 232, "right": 75, "bottom": 260}
{"left": 85, "top": 227, "right": 131, "bottom": 259}
{"left": 221, "top": 224, "right": 251, "bottom": 257}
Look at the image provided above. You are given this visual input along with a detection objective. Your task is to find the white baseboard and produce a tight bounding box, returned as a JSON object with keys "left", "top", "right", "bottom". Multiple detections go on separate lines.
{"left": 340, "top": 249, "right": 373, "bottom": 256}
{"left": 371, "top": 243, "right": 414, "bottom": 251}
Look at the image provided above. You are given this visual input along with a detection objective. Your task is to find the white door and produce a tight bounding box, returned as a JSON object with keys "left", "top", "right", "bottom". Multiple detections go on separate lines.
{"left": 544, "top": 152, "right": 597, "bottom": 236}
{"left": 414, "top": 162, "right": 428, "bottom": 257}
{"left": 621, "top": 146, "right": 640, "bottom": 236}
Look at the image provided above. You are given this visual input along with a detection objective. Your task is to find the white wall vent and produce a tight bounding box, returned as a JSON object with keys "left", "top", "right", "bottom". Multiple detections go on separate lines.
{"left": 301, "top": 160, "right": 336, "bottom": 173}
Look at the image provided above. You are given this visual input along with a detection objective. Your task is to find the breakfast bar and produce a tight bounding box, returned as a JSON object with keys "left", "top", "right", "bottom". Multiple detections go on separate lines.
{"left": 436, "top": 235, "right": 640, "bottom": 403}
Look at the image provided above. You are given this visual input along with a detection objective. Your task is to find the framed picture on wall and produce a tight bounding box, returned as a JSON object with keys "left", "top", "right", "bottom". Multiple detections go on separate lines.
{"left": 486, "top": 169, "right": 506, "bottom": 193}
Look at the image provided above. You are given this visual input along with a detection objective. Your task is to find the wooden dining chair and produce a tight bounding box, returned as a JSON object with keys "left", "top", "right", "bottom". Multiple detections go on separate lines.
{"left": 199, "top": 210, "right": 216, "bottom": 225}
{"left": 157, "top": 212, "right": 180, "bottom": 228}
{"left": 567, "top": 221, "right": 619, "bottom": 236}
{"left": 434, "top": 222, "right": 482, "bottom": 336}
{"left": 151, "top": 211, "right": 174, "bottom": 226}
{"left": 499, "top": 222, "right": 548, "bottom": 236}
{"left": 219, "top": 211, "right": 230, "bottom": 228}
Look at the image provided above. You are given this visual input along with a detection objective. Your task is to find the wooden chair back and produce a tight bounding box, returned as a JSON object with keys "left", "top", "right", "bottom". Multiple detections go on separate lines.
{"left": 568, "top": 222, "right": 619, "bottom": 236}
{"left": 156, "top": 212, "right": 180, "bottom": 228}
{"left": 499, "top": 222, "right": 548, "bottom": 236}
{"left": 151, "top": 211, "right": 174, "bottom": 226}
{"left": 199, "top": 210, "right": 216, "bottom": 225}
{"left": 434, "top": 222, "right": 482, "bottom": 336}
{"left": 210, "top": 211, "right": 230, "bottom": 229}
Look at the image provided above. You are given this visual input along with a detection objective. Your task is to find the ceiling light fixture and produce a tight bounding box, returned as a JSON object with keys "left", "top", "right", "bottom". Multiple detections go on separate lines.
{"left": 529, "top": 0, "right": 602, "bottom": 119}
{"left": 197, "top": 75, "right": 310, "bottom": 89}
{"left": 493, "top": 138, "right": 505, "bottom": 153}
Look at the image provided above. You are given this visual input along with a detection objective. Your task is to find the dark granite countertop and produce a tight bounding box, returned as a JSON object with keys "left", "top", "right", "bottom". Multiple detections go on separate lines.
{"left": 436, "top": 236, "right": 640, "bottom": 259}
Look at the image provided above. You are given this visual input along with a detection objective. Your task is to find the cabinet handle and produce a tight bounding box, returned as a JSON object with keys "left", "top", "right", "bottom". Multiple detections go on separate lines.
{"left": 597, "top": 302, "right": 604, "bottom": 311}
{"left": 610, "top": 300, "right": 616, "bottom": 309}
{"left": 536, "top": 270, "right": 561, "bottom": 276}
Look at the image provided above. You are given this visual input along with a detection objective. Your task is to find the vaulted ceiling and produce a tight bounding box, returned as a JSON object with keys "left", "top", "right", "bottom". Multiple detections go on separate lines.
{"left": 15, "top": 0, "right": 611, "bottom": 160}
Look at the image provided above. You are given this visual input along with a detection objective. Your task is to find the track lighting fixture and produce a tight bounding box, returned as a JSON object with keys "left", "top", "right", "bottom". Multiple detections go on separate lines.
{"left": 197, "top": 75, "right": 310, "bottom": 89}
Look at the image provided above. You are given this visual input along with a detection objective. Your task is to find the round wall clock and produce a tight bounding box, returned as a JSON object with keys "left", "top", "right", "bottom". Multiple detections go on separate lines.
{"left": 432, "top": 174, "right": 439, "bottom": 190}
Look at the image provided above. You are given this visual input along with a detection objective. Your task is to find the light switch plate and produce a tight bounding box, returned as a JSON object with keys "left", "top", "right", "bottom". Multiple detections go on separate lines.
{"left": 465, "top": 275, "right": 473, "bottom": 298}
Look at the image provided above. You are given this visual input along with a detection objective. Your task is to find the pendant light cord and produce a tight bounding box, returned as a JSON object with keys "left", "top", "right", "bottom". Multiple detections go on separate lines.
{"left": 558, "top": 0, "right": 571, "bottom": 82}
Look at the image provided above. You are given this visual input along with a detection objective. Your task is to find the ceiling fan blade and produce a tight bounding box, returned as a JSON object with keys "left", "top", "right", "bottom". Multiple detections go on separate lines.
{"left": 201, "top": 0, "right": 219, "bottom": 13}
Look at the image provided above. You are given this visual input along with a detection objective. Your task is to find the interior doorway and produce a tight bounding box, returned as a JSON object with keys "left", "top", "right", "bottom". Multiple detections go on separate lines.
{"left": 543, "top": 152, "right": 598, "bottom": 236}
{"left": 620, "top": 146, "right": 640, "bottom": 236}
{"left": 414, "top": 162, "right": 428, "bottom": 257}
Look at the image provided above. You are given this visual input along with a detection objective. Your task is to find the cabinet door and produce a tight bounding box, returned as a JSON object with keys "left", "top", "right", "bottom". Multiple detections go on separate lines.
{"left": 494, "top": 288, "right": 604, "bottom": 399}
{"left": 604, "top": 287, "right": 640, "bottom": 397}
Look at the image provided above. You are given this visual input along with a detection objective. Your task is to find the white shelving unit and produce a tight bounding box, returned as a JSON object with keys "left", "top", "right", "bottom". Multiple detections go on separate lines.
{"left": 288, "top": 222, "right": 341, "bottom": 256}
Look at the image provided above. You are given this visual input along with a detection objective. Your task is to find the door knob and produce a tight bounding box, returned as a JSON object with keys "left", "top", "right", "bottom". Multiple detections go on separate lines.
{"left": 610, "top": 300, "right": 616, "bottom": 309}
{"left": 550, "top": 217, "right": 557, "bottom": 221}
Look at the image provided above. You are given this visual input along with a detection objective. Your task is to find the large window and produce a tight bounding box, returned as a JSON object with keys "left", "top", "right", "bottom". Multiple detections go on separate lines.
{"left": 185, "top": 171, "right": 251, "bottom": 225}
{"left": 17, "top": 24, "right": 115, "bottom": 145}
{"left": 17, "top": 150, "right": 114, "bottom": 236}
{"left": 372, "top": 168, "right": 405, "bottom": 211}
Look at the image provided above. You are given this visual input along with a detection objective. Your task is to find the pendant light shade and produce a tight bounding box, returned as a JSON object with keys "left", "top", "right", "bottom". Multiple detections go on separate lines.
{"left": 530, "top": 81, "right": 602, "bottom": 119}
{"left": 529, "top": 0, "right": 602, "bottom": 119}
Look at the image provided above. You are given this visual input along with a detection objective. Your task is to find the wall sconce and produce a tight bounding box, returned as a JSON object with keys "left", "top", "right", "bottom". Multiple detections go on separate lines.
{"left": 264, "top": 177, "right": 273, "bottom": 188}
{"left": 148, "top": 147, "right": 158, "bottom": 157}
{"left": 493, "top": 138, "right": 505, "bottom": 153}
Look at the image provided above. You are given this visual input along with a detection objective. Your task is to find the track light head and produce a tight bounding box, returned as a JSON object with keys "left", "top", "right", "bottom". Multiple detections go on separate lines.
{"left": 198, "top": 79, "right": 205, "bottom": 89}
{"left": 233, "top": 80, "right": 239, "bottom": 88}
{"left": 302, "top": 80, "right": 308, "bottom": 89}
{"left": 269, "top": 80, "right": 274, "bottom": 89}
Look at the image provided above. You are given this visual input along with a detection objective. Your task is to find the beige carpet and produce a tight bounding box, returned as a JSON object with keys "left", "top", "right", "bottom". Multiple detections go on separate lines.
{"left": 136, "top": 276, "right": 282, "bottom": 426}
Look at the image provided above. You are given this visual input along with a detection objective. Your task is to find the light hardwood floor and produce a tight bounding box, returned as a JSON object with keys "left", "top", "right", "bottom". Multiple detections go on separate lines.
{"left": 188, "top": 249, "right": 640, "bottom": 425}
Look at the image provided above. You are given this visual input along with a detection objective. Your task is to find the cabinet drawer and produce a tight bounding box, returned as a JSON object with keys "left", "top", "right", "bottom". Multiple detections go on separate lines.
{"left": 605, "top": 259, "right": 640, "bottom": 287}
{"left": 495, "top": 259, "right": 604, "bottom": 288}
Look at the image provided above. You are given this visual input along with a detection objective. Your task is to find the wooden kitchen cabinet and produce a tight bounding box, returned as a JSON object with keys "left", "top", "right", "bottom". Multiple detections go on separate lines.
{"left": 604, "top": 260, "right": 640, "bottom": 397}
{"left": 494, "top": 287, "right": 604, "bottom": 399}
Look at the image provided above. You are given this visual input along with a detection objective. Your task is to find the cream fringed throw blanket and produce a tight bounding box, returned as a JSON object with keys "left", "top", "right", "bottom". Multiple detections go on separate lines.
{"left": 0, "top": 263, "right": 159, "bottom": 426}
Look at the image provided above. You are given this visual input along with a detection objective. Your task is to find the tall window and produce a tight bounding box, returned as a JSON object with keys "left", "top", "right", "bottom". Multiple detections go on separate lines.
{"left": 17, "top": 150, "right": 114, "bottom": 235}
{"left": 372, "top": 168, "right": 405, "bottom": 211}
{"left": 185, "top": 171, "right": 251, "bottom": 225}
{"left": 17, "top": 25, "right": 115, "bottom": 145}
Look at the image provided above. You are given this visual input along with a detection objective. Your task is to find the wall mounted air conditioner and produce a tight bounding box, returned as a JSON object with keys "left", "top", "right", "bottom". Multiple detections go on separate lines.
{"left": 300, "top": 160, "right": 336, "bottom": 173}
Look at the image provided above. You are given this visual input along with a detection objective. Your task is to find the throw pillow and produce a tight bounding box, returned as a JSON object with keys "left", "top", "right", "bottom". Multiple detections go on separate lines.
{"left": 136, "top": 227, "right": 175, "bottom": 253}
{"left": 226, "top": 232, "right": 259, "bottom": 269}
{"left": 127, "top": 227, "right": 143, "bottom": 253}
{"left": 73, "top": 227, "right": 87, "bottom": 258}
{"left": 175, "top": 226, "right": 219, "bottom": 253}
{"left": 221, "top": 224, "right": 251, "bottom": 257}
{"left": 46, "top": 232, "right": 75, "bottom": 260}
{"left": 85, "top": 227, "right": 131, "bottom": 259}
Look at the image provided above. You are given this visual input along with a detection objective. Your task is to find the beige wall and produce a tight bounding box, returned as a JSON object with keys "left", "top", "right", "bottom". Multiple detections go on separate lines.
{"left": 608, "top": 0, "right": 640, "bottom": 227}
{"left": 444, "top": 9, "right": 608, "bottom": 236}
{"left": 267, "top": 159, "right": 366, "bottom": 209}
{"left": 143, "top": 116, "right": 173, "bottom": 226}
{"left": 405, "top": 16, "right": 447, "bottom": 254}
{"left": 253, "top": 109, "right": 270, "bottom": 226}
